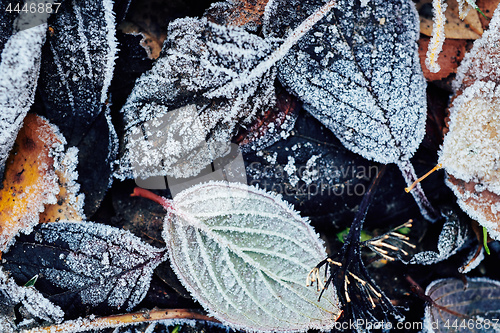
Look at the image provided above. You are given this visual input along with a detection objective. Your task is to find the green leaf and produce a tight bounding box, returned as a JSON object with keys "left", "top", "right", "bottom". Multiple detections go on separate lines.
{"left": 161, "top": 181, "right": 340, "bottom": 332}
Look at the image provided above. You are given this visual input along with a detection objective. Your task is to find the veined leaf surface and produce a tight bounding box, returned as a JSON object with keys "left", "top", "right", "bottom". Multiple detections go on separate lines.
{"left": 162, "top": 181, "right": 340, "bottom": 332}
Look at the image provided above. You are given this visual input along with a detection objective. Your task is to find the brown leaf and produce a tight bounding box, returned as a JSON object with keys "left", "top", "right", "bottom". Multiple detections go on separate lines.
{"left": 418, "top": 0, "right": 483, "bottom": 39}
{"left": 439, "top": 5, "right": 500, "bottom": 240}
{"left": 477, "top": 0, "right": 500, "bottom": 30}
{"left": 0, "top": 114, "right": 64, "bottom": 252}
{"left": 204, "top": 0, "right": 270, "bottom": 29}
{"left": 418, "top": 37, "right": 467, "bottom": 81}
{"left": 446, "top": 175, "right": 500, "bottom": 239}
{"left": 39, "top": 147, "right": 85, "bottom": 224}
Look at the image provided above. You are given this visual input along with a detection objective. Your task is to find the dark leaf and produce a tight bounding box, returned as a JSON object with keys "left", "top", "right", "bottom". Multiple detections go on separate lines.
{"left": 424, "top": 277, "right": 500, "bottom": 332}
{"left": 409, "top": 208, "right": 469, "bottom": 265}
{"left": 2, "top": 222, "right": 167, "bottom": 316}
{"left": 118, "top": 17, "right": 280, "bottom": 179}
{"left": 37, "top": 0, "right": 118, "bottom": 216}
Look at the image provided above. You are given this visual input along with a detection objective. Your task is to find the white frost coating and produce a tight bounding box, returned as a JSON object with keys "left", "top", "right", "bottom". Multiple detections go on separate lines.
{"left": 0, "top": 24, "right": 46, "bottom": 178}
{"left": 268, "top": 0, "right": 427, "bottom": 165}
{"left": 409, "top": 215, "right": 468, "bottom": 265}
{"left": 54, "top": 147, "right": 86, "bottom": 221}
{"left": 100, "top": 0, "right": 118, "bottom": 104}
{"left": 425, "top": 0, "right": 447, "bottom": 73}
{"left": 38, "top": 222, "right": 167, "bottom": 311}
{"left": 439, "top": 82, "right": 500, "bottom": 194}
{"left": 163, "top": 181, "right": 340, "bottom": 332}
{"left": 453, "top": 2, "right": 500, "bottom": 92}
{"left": 459, "top": 246, "right": 484, "bottom": 274}
{"left": 0, "top": 267, "right": 64, "bottom": 327}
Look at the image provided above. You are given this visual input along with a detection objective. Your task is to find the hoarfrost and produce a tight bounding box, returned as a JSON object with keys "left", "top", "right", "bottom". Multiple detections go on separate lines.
{"left": 0, "top": 24, "right": 46, "bottom": 180}
{"left": 120, "top": 1, "right": 337, "bottom": 180}
{"left": 2, "top": 222, "right": 167, "bottom": 312}
{"left": 38, "top": 0, "right": 117, "bottom": 146}
{"left": 409, "top": 210, "right": 469, "bottom": 265}
{"left": 453, "top": 2, "right": 500, "bottom": 92}
{"left": 119, "top": 17, "right": 279, "bottom": 179}
{"left": 162, "top": 181, "right": 340, "bottom": 332}
{"left": 0, "top": 267, "right": 64, "bottom": 328}
{"left": 264, "top": 0, "right": 427, "bottom": 165}
{"left": 423, "top": 277, "right": 500, "bottom": 333}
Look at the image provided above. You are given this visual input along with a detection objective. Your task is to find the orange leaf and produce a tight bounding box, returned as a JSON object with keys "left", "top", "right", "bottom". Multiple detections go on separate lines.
{"left": 418, "top": 37, "right": 467, "bottom": 81}
{"left": 0, "top": 114, "right": 64, "bottom": 252}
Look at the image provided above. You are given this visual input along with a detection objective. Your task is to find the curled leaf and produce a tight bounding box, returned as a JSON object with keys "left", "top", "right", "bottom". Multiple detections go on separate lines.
{"left": 409, "top": 209, "right": 469, "bottom": 265}
{"left": 156, "top": 182, "right": 340, "bottom": 332}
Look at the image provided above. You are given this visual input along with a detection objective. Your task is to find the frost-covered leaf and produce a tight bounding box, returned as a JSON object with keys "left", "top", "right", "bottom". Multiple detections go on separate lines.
{"left": 0, "top": 21, "right": 46, "bottom": 180}
{"left": 204, "top": 0, "right": 270, "bottom": 31}
{"left": 0, "top": 267, "right": 64, "bottom": 330}
{"left": 119, "top": 17, "right": 280, "bottom": 180}
{"left": 2, "top": 221, "right": 167, "bottom": 314}
{"left": 409, "top": 209, "right": 469, "bottom": 265}
{"left": 155, "top": 182, "right": 340, "bottom": 332}
{"left": 423, "top": 277, "right": 500, "bottom": 333}
{"left": 439, "top": 5, "right": 500, "bottom": 240}
{"left": 37, "top": 0, "right": 118, "bottom": 216}
{"left": 0, "top": 114, "right": 65, "bottom": 252}
{"left": 265, "top": 0, "right": 427, "bottom": 166}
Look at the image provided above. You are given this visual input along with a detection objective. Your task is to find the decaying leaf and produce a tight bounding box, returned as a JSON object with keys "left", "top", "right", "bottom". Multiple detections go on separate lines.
{"left": 0, "top": 267, "right": 64, "bottom": 331}
{"left": 439, "top": 5, "right": 500, "bottom": 240}
{"left": 409, "top": 209, "right": 469, "bottom": 265}
{"left": 418, "top": 38, "right": 467, "bottom": 81}
{"left": 2, "top": 221, "right": 167, "bottom": 314}
{"left": 0, "top": 114, "right": 65, "bottom": 252}
{"left": 36, "top": 0, "right": 118, "bottom": 217}
{"left": 423, "top": 277, "right": 500, "bottom": 332}
{"left": 0, "top": 21, "right": 46, "bottom": 181}
{"left": 134, "top": 182, "right": 341, "bottom": 332}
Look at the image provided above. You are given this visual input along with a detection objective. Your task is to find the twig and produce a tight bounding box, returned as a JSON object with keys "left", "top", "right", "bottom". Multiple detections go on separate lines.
{"left": 23, "top": 308, "right": 220, "bottom": 333}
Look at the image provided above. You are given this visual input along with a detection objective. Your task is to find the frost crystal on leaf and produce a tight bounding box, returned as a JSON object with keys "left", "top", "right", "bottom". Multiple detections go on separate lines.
{"left": 162, "top": 181, "right": 340, "bottom": 332}
{"left": 38, "top": 0, "right": 117, "bottom": 147}
{"left": 0, "top": 24, "right": 46, "bottom": 180}
{"left": 0, "top": 267, "right": 64, "bottom": 329}
{"left": 119, "top": 17, "right": 280, "bottom": 179}
{"left": 423, "top": 277, "right": 500, "bottom": 333}
{"left": 265, "top": 0, "right": 427, "bottom": 165}
{"left": 2, "top": 222, "right": 167, "bottom": 312}
{"left": 440, "top": 4, "right": 500, "bottom": 240}
{"left": 409, "top": 210, "right": 468, "bottom": 265}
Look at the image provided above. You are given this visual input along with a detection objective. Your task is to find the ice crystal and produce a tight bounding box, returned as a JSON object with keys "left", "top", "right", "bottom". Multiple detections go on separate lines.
{"left": 265, "top": 0, "right": 427, "bottom": 166}
{"left": 0, "top": 24, "right": 46, "bottom": 180}
{"left": 0, "top": 267, "right": 64, "bottom": 329}
{"left": 162, "top": 181, "right": 340, "bottom": 332}
{"left": 2, "top": 222, "right": 167, "bottom": 312}
{"left": 38, "top": 0, "right": 117, "bottom": 146}
{"left": 120, "top": 1, "right": 337, "bottom": 180}
{"left": 409, "top": 210, "right": 468, "bottom": 265}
